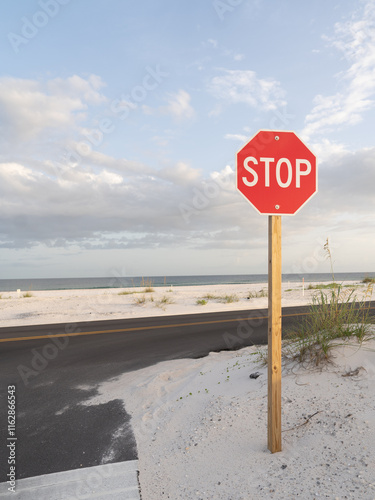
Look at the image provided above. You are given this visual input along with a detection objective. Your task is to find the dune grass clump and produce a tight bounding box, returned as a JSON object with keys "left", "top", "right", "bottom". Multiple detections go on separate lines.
{"left": 202, "top": 293, "right": 218, "bottom": 300}
{"left": 308, "top": 283, "right": 339, "bottom": 290}
{"left": 23, "top": 292, "right": 33, "bottom": 298}
{"left": 283, "top": 284, "right": 373, "bottom": 365}
{"left": 156, "top": 295, "right": 174, "bottom": 309}
{"left": 363, "top": 277, "right": 375, "bottom": 284}
{"left": 196, "top": 299, "right": 208, "bottom": 305}
{"left": 221, "top": 294, "right": 239, "bottom": 303}
{"left": 134, "top": 295, "right": 146, "bottom": 305}
{"left": 158, "top": 295, "right": 173, "bottom": 305}
{"left": 201, "top": 293, "right": 239, "bottom": 303}
{"left": 247, "top": 289, "right": 268, "bottom": 299}
{"left": 257, "top": 239, "right": 374, "bottom": 367}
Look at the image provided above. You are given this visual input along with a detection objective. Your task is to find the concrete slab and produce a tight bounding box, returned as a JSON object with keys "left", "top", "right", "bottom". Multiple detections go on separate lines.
{"left": 0, "top": 460, "right": 141, "bottom": 499}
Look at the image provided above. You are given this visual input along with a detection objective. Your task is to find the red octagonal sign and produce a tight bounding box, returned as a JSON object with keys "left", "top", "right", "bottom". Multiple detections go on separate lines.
{"left": 236, "top": 130, "right": 317, "bottom": 215}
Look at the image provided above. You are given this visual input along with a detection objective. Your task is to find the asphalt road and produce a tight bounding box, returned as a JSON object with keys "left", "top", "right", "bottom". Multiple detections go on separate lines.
{"left": 1, "top": 303, "right": 373, "bottom": 480}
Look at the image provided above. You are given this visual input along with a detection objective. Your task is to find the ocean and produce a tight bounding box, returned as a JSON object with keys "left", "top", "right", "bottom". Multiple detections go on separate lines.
{"left": 0, "top": 272, "right": 374, "bottom": 292}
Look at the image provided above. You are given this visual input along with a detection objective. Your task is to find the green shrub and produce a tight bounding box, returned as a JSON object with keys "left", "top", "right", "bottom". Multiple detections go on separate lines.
{"left": 196, "top": 299, "right": 208, "bottom": 305}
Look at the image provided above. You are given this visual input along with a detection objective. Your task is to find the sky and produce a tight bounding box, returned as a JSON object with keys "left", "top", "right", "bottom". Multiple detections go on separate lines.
{"left": 1, "top": 0, "right": 375, "bottom": 279}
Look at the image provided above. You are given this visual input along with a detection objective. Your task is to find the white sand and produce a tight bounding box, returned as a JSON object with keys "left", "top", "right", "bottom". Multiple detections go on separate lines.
{"left": 85, "top": 337, "right": 375, "bottom": 499}
{"left": 2, "top": 281, "right": 375, "bottom": 498}
{"left": 0, "top": 280, "right": 371, "bottom": 327}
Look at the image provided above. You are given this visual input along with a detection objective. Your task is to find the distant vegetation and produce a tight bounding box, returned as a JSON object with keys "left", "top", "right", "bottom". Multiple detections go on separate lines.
{"left": 196, "top": 299, "right": 207, "bottom": 305}
{"left": 134, "top": 295, "right": 146, "bottom": 305}
{"left": 200, "top": 293, "right": 239, "bottom": 304}
{"left": 308, "top": 283, "right": 340, "bottom": 290}
{"left": 247, "top": 289, "right": 268, "bottom": 299}
{"left": 156, "top": 295, "right": 174, "bottom": 309}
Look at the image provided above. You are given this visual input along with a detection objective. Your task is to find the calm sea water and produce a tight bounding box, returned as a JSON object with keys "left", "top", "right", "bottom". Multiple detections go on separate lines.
{"left": 0, "top": 273, "right": 374, "bottom": 292}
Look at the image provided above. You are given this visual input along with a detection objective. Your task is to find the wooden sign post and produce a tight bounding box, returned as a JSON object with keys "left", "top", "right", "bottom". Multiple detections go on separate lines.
{"left": 268, "top": 215, "right": 282, "bottom": 453}
{"left": 236, "top": 130, "right": 317, "bottom": 454}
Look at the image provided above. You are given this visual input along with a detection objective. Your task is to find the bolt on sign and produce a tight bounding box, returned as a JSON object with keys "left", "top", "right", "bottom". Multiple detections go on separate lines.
{"left": 236, "top": 130, "right": 317, "bottom": 453}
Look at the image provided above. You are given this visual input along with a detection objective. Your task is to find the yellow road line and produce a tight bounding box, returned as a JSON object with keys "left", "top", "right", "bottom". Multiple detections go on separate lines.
{"left": 0, "top": 310, "right": 315, "bottom": 344}
{"left": 2, "top": 304, "right": 373, "bottom": 344}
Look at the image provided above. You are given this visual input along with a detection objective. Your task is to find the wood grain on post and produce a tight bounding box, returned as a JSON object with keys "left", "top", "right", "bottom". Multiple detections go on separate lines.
{"left": 268, "top": 215, "right": 282, "bottom": 453}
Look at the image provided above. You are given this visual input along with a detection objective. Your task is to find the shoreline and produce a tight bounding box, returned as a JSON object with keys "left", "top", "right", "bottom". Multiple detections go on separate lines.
{"left": 0, "top": 272, "right": 374, "bottom": 293}
{"left": 0, "top": 280, "right": 371, "bottom": 328}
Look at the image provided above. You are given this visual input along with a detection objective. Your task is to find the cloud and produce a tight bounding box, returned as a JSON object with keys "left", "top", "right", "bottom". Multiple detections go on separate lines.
{"left": 0, "top": 75, "right": 106, "bottom": 144}
{"left": 69, "top": 149, "right": 154, "bottom": 177}
{"left": 158, "top": 162, "right": 202, "bottom": 185}
{"left": 163, "top": 90, "right": 195, "bottom": 120}
{"left": 1, "top": 142, "right": 375, "bottom": 265}
{"left": 208, "top": 69, "right": 286, "bottom": 111}
{"left": 0, "top": 68, "right": 374, "bottom": 264}
{"left": 318, "top": 147, "right": 375, "bottom": 211}
{"left": 302, "top": 1, "right": 375, "bottom": 140}
{"left": 0, "top": 154, "right": 243, "bottom": 249}
{"left": 308, "top": 138, "right": 349, "bottom": 164}
{"left": 207, "top": 38, "right": 218, "bottom": 49}
{"left": 224, "top": 133, "right": 248, "bottom": 142}
{"left": 142, "top": 89, "right": 195, "bottom": 121}
{"left": 47, "top": 75, "right": 107, "bottom": 105}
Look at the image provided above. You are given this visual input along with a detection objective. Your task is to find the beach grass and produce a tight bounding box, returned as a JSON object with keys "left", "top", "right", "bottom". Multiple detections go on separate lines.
{"left": 202, "top": 293, "right": 218, "bottom": 300}
{"left": 221, "top": 294, "right": 239, "bottom": 303}
{"left": 156, "top": 295, "right": 174, "bottom": 309}
{"left": 201, "top": 293, "right": 239, "bottom": 303}
{"left": 247, "top": 289, "right": 268, "bottom": 299}
{"left": 158, "top": 295, "right": 173, "bottom": 305}
{"left": 119, "top": 286, "right": 154, "bottom": 294}
{"left": 308, "top": 282, "right": 339, "bottom": 290}
{"left": 134, "top": 295, "right": 146, "bottom": 305}
{"left": 283, "top": 283, "right": 374, "bottom": 365}
{"left": 119, "top": 277, "right": 155, "bottom": 294}
{"left": 196, "top": 299, "right": 207, "bottom": 305}
{"left": 22, "top": 292, "right": 33, "bottom": 298}
{"left": 140, "top": 277, "right": 154, "bottom": 288}
{"left": 257, "top": 239, "right": 375, "bottom": 366}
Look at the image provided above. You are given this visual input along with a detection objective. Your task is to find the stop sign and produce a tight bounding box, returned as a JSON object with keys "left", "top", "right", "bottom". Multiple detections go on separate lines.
{"left": 236, "top": 130, "right": 317, "bottom": 215}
